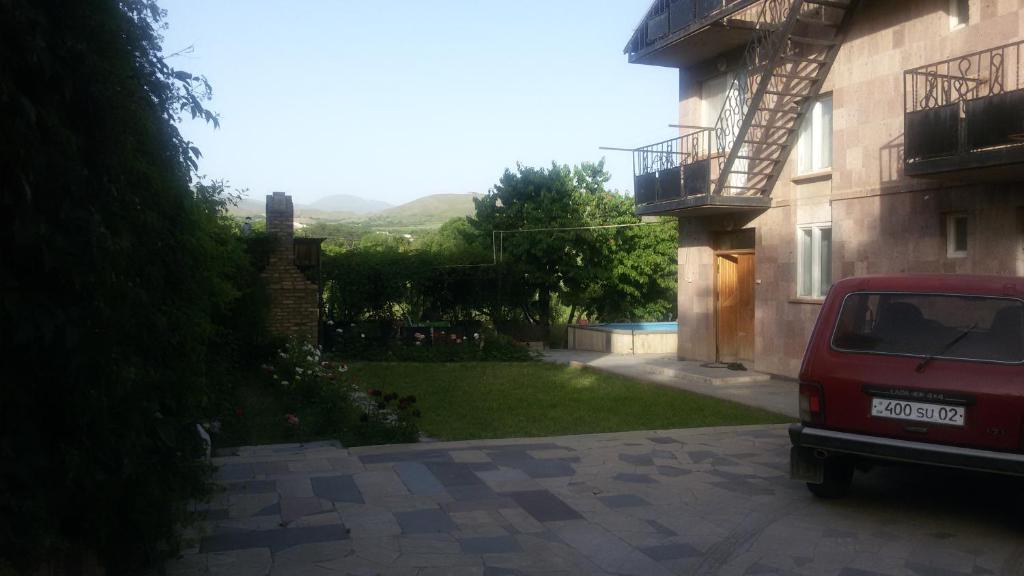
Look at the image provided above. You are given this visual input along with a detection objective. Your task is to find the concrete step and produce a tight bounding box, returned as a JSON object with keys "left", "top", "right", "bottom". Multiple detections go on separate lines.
{"left": 638, "top": 361, "right": 772, "bottom": 386}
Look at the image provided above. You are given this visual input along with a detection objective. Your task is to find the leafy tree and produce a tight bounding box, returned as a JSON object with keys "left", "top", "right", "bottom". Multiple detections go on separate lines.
{"left": 0, "top": 1, "right": 258, "bottom": 572}
{"left": 469, "top": 161, "right": 676, "bottom": 327}
{"left": 469, "top": 163, "right": 583, "bottom": 328}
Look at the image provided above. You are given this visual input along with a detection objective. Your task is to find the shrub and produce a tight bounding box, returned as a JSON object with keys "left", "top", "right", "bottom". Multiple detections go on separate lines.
{"left": 0, "top": 2, "right": 259, "bottom": 572}
{"left": 326, "top": 327, "right": 534, "bottom": 362}
{"left": 259, "top": 338, "right": 422, "bottom": 447}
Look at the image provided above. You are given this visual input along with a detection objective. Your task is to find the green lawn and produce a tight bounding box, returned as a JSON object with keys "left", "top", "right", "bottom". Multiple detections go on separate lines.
{"left": 346, "top": 362, "right": 791, "bottom": 441}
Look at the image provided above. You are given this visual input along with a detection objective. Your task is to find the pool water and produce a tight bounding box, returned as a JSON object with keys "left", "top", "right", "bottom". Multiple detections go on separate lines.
{"left": 596, "top": 322, "right": 677, "bottom": 331}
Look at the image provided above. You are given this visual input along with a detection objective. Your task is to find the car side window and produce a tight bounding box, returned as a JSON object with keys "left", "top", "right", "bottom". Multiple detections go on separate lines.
{"left": 832, "top": 292, "right": 1024, "bottom": 363}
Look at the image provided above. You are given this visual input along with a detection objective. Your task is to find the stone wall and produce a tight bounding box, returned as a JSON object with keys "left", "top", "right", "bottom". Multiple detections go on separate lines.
{"left": 672, "top": 0, "right": 1024, "bottom": 377}
{"left": 263, "top": 192, "right": 319, "bottom": 344}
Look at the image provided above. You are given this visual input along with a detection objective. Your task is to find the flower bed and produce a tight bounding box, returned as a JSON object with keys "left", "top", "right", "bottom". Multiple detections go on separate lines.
{"left": 216, "top": 338, "right": 421, "bottom": 448}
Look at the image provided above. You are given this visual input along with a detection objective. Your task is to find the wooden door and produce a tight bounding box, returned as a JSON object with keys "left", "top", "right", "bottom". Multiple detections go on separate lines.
{"left": 716, "top": 253, "right": 755, "bottom": 362}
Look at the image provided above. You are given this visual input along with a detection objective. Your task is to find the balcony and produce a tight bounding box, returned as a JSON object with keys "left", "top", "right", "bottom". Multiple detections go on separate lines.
{"left": 624, "top": 0, "right": 762, "bottom": 67}
{"left": 633, "top": 130, "right": 773, "bottom": 216}
{"left": 904, "top": 40, "right": 1024, "bottom": 179}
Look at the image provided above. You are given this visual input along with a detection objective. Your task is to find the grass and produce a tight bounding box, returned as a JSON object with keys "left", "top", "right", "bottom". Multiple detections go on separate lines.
{"left": 346, "top": 362, "right": 792, "bottom": 441}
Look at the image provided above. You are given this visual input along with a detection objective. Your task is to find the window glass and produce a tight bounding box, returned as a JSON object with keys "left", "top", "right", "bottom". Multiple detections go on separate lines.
{"left": 819, "top": 95, "right": 832, "bottom": 170}
{"left": 832, "top": 293, "right": 1024, "bottom": 363}
{"left": 798, "top": 225, "right": 831, "bottom": 299}
{"left": 947, "top": 213, "right": 968, "bottom": 257}
{"left": 819, "top": 227, "right": 832, "bottom": 292}
{"left": 951, "top": 0, "right": 969, "bottom": 28}
{"left": 799, "top": 228, "right": 813, "bottom": 296}
{"left": 798, "top": 95, "right": 833, "bottom": 174}
{"left": 954, "top": 216, "right": 968, "bottom": 252}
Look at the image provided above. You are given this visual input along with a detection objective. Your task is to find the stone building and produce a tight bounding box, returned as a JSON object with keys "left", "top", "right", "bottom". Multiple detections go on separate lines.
{"left": 263, "top": 192, "right": 322, "bottom": 344}
{"left": 624, "top": 0, "right": 1023, "bottom": 377}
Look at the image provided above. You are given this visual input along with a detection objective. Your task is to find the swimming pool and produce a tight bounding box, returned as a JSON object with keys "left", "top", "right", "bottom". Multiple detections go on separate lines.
{"left": 597, "top": 322, "right": 677, "bottom": 332}
{"left": 567, "top": 322, "right": 678, "bottom": 354}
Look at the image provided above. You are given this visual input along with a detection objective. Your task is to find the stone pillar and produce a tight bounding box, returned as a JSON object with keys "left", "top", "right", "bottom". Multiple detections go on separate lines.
{"left": 677, "top": 217, "right": 716, "bottom": 362}
{"left": 262, "top": 192, "right": 319, "bottom": 344}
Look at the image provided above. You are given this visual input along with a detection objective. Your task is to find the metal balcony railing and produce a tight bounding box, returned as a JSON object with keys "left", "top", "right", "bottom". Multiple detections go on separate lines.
{"left": 904, "top": 40, "right": 1024, "bottom": 164}
{"left": 625, "top": 0, "right": 759, "bottom": 61}
{"left": 633, "top": 129, "right": 714, "bottom": 206}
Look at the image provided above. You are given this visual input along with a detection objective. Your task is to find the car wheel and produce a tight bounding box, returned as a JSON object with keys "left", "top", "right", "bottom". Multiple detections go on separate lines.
{"left": 806, "top": 457, "right": 854, "bottom": 499}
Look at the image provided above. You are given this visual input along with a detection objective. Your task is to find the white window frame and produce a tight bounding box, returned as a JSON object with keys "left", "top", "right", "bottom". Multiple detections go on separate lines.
{"left": 946, "top": 213, "right": 969, "bottom": 258}
{"left": 797, "top": 223, "right": 833, "bottom": 299}
{"left": 950, "top": 0, "right": 970, "bottom": 30}
{"left": 797, "top": 94, "right": 833, "bottom": 175}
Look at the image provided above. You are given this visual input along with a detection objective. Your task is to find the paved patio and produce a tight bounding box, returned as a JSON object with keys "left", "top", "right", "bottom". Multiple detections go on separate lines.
{"left": 165, "top": 425, "right": 1023, "bottom": 576}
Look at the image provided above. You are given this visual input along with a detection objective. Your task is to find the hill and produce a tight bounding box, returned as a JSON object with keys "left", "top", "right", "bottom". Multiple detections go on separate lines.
{"left": 307, "top": 194, "right": 392, "bottom": 214}
{"left": 371, "top": 193, "right": 481, "bottom": 227}
{"left": 229, "top": 192, "right": 482, "bottom": 229}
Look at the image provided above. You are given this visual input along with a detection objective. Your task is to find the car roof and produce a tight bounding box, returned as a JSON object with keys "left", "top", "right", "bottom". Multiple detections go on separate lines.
{"left": 831, "top": 274, "right": 1023, "bottom": 298}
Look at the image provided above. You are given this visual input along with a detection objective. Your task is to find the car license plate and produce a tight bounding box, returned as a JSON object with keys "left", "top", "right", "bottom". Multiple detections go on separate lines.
{"left": 870, "top": 398, "right": 965, "bottom": 426}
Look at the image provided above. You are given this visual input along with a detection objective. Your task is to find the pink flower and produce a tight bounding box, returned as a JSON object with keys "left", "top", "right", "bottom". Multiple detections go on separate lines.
{"left": 285, "top": 414, "right": 300, "bottom": 426}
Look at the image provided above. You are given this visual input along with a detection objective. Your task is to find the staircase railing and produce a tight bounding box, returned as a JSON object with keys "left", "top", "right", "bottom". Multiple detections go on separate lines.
{"left": 712, "top": 0, "right": 803, "bottom": 196}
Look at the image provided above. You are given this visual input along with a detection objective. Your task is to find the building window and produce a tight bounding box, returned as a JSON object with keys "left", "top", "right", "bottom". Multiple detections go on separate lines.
{"left": 701, "top": 73, "right": 731, "bottom": 129}
{"left": 950, "top": 0, "right": 970, "bottom": 29}
{"left": 798, "top": 224, "right": 832, "bottom": 299}
{"left": 798, "top": 94, "right": 833, "bottom": 174}
{"left": 946, "top": 213, "right": 969, "bottom": 257}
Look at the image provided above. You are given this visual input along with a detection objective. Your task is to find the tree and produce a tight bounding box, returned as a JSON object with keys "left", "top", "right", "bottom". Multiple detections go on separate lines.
{"left": 0, "top": 1, "right": 255, "bottom": 572}
{"left": 469, "top": 160, "right": 676, "bottom": 328}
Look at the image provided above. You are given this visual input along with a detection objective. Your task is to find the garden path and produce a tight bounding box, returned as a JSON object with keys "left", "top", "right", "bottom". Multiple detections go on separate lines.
{"left": 164, "top": 425, "right": 1023, "bottom": 575}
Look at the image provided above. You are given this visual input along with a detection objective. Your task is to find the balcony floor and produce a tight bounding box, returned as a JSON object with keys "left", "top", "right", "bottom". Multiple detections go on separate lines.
{"left": 635, "top": 194, "right": 771, "bottom": 217}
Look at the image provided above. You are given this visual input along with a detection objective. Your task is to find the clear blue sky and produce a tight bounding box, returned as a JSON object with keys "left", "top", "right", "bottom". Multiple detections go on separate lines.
{"left": 160, "top": 1, "right": 678, "bottom": 206}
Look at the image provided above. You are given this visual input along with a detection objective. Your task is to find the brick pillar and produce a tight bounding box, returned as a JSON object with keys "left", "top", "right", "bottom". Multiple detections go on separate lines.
{"left": 263, "top": 192, "right": 319, "bottom": 344}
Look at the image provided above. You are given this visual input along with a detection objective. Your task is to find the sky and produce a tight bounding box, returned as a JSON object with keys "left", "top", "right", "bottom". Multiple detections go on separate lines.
{"left": 160, "top": 1, "right": 678, "bottom": 206}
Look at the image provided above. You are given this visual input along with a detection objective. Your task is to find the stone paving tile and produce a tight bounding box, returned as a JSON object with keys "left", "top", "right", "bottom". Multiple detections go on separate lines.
{"left": 474, "top": 468, "right": 541, "bottom": 493}
{"left": 359, "top": 450, "right": 453, "bottom": 465}
{"left": 393, "top": 461, "right": 445, "bottom": 495}
{"left": 553, "top": 520, "right": 672, "bottom": 576}
{"left": 279, "top": 497, "right": 328, "bottom": 524}
{"left": 251, "top": 460, "right": 292, "bottom": 476}
{"left": 613, "top": 472, "right": 658, "bottom": 484}
{"left": 443, "top": 497, "right": 518, "bottom": 513}
{"left": 598, "top": 494, "right": 650, "bottom": 508}
{"left": 656, "top": 464, "right": 692, "bottom": 477}
{"left": 447, "top": 484, "right": 498, "bottom": 501}
{"left": 394, "top": 508, "right": 457, "bottom": 534}
{"left": 507, "top": 490, "right": 583, "bottom": 523}
{"left": 517, "top": 459, "right": 575, "bottom": 479}
{"left": 276, "top": 477, "right": 314, "bottom": 498}
{"left": 200, "top": 523, "right": 349, "bottom": 554}
{"left": 215, "top": 463, "right": 254, "bottom": 482}
{"left": 223, "top": 479, "right": 277, "bottom": 494}
{"left": 310, "top": 475, "right": 363, "bottom": 504}
{"left": 619, "top": 452, "right": 656, "bottom": 466}
{"left": 459, "top": 535, "right": 522, "bottom": 554}
{"left": 427, "top": 462, "right": 488, "bottom": 487}
{"left": 638, "top": 541, "right": 703, "bottom": 561}
{"left": 647, "top": 436, "right": 681, "bottom": 445}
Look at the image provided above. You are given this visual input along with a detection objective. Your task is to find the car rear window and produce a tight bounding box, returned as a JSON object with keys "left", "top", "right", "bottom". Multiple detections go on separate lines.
{"left": 831, "top": 292, "right": 1024, "bottom": 364}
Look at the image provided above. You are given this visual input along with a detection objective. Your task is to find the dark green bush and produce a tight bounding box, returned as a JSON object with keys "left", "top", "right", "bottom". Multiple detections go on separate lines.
{"left": 0, "top": 1, "right": 263, "bottom": 572}
{"left": 327, "top": 328, "right": 534, "bottom": 362}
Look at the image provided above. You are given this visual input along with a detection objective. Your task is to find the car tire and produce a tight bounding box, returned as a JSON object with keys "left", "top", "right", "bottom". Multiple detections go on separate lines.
{"left": 806, "top": 458, "right": 854, "bottom": 499}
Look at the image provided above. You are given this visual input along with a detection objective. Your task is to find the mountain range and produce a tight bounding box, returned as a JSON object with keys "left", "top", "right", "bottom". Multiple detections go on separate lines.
{"left": 229, "top": 192, "right": 482, "bottom": 228}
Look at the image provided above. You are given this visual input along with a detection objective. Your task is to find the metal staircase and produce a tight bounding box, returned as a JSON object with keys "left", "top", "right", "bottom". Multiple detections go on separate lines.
{"left": 710, "top": 0, "right": 858, "bottom": 198}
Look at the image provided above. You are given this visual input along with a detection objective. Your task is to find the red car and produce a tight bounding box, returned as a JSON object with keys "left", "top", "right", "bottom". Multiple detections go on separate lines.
{"left": 790, "top": 274, "right": 1024, "bottom": 497}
